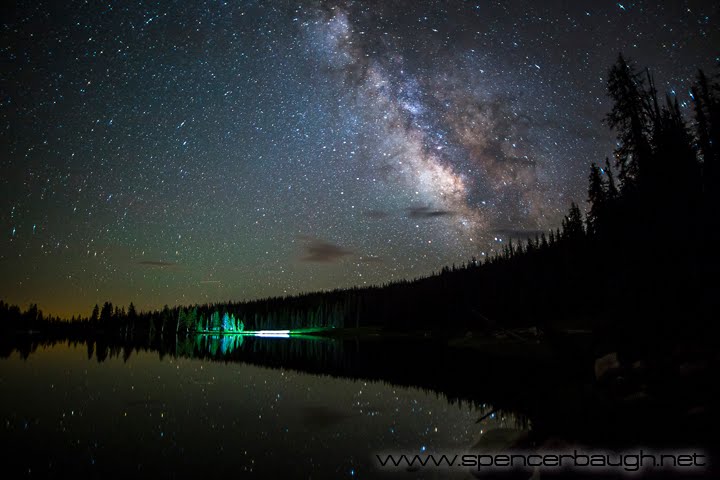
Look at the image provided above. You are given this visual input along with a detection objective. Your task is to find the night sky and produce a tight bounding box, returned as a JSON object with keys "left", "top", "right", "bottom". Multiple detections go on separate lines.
{"left": 2, "top": 0, "right": 718, "bottom": 317}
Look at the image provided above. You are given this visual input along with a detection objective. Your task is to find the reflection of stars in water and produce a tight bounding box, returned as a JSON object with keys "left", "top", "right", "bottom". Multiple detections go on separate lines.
{"left": 1, "top": 1, "right": 716, "bottom": 315}
{"left": 2, "top": 339, "right": 533, "bottom": 476}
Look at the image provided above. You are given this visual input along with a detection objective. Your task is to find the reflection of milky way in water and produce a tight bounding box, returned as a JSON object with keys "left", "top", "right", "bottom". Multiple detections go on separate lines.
{"left": 2, "top": 0, "right": 717, "bottom": 314}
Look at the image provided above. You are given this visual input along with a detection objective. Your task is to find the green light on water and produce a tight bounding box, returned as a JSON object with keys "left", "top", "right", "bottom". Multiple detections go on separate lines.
{"left": 193, "top": 327, "right": 331, "bottom": 336}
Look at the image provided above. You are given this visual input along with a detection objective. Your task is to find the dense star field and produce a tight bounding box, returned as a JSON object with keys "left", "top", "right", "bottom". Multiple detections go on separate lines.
{"left": 1, "top": 0, "right": 718, "bottom": 317}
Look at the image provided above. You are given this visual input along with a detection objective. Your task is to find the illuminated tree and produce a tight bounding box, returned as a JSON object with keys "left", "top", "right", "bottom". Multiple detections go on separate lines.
{"left": 176, "top": 309, "right": 185, "bottom": 333}
{"left": 210, "top": 311, "right": 220, "bottom": 331}
{"left": 187, "top": 307, "right": 198, "bottom": 332}
{"left": 221, "top": 312, "right": 233, "bottom": 332}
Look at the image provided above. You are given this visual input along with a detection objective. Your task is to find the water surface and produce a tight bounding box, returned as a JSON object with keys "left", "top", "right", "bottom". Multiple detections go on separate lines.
{"left": 0, "top": 338, "right": 518, "bottom": 478}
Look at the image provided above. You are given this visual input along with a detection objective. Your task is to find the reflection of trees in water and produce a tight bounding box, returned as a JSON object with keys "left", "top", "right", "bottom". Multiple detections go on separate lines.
{"left": 185, "top": 334, "right": 245, "bottom": 356}
{"left": 186, "top": 334, "right": 344, "bottom": 366}
{"left": 1, "top": 332, "right": 563, "bottom": 441}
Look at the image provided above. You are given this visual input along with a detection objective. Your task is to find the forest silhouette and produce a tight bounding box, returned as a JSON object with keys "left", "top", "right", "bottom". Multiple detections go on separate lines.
{"left": 2, "top": 55, "right": 719, "bottom": 357}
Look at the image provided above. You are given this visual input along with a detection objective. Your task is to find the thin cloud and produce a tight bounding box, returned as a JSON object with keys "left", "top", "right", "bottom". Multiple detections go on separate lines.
{"left": 407, "top": 206, "right": 456, "bottom": 219}
{"left": 137, "top": 260, "right": 177, "bottom": 267}
{"left": 298, "top": 237, "right": 354, "bottom": 263}
{"left": 363, "top": 209, "right": 389, "bottom": 220}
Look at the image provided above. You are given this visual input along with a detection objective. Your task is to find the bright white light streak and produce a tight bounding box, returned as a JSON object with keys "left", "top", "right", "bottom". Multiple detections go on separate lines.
{"left": 254, "top": 330, "right": 291, "bottom": 338}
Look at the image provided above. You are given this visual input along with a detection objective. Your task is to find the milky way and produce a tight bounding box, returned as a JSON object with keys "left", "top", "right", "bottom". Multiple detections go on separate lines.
{"left": 1, "top": 1, "right": 718, "bottom": 316}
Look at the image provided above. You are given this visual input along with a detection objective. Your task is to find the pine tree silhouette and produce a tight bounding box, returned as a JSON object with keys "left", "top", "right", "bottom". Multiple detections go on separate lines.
{"left": 587, "top": 162, "right": 607, "bottom": 235}
{"left": 606, "top": 54, "right": 652, "bottom": 191}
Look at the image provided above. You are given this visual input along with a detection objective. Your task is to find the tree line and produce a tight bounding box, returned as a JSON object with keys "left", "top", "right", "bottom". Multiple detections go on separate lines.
{"left": 2, "top": 54, "right": 719, "bottom": 345}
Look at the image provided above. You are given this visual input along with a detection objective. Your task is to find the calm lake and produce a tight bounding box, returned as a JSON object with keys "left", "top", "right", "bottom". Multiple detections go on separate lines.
{"left": 0, "top": 336, "right": 524, "bottom": 478}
